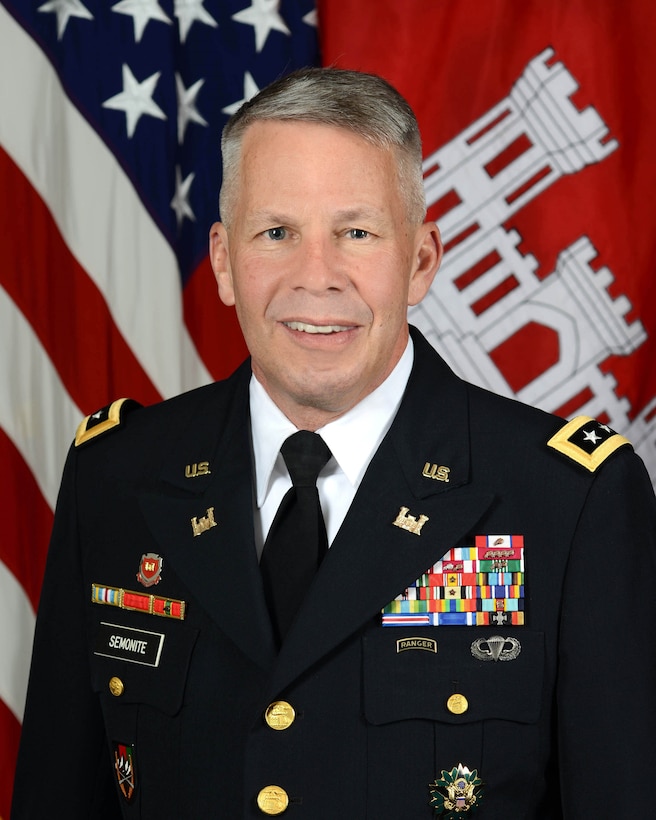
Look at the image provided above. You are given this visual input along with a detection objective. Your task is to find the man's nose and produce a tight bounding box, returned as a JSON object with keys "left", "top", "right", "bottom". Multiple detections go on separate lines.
{"left": 289, "top": 234, "right": 348, "bottom": 293}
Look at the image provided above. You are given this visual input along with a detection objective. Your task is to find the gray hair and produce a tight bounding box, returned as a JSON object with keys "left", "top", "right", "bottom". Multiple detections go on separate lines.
{"left": 219, "top": 67, "right": 426, "bottom": 226}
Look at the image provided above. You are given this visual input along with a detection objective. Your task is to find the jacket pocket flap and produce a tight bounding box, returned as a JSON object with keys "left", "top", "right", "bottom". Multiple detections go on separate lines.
{"left": 363, "top": 629, "right": 544, "bottom": 725}
{"left": 90, "top": 616, "right": 199, "bottom": 716}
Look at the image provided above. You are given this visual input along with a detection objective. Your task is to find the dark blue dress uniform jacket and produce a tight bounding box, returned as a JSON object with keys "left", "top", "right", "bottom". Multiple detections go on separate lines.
{"left": 11, "top": 328, "right": 656, "bottom": 818}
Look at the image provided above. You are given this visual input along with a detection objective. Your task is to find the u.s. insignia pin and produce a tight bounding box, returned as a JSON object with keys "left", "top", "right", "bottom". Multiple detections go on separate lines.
{"left": 113, "top": 742, "right": 136, "bottom": 802}
{"left": 429, "top": 763, "right": 483, "bottom": 817}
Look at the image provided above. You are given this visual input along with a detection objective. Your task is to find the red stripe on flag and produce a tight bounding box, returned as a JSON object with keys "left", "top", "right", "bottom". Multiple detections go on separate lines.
{"left": 0, "top": 147, "right": 161, "bottom": 412}
{"left": 0, "top": 698, "right": 21, "bottom": 820}
{"left": 183, "top": 260, "right": 248, "bottom": 382}
{"left": 0, "top": 430, "right": 52, "bottom": 611}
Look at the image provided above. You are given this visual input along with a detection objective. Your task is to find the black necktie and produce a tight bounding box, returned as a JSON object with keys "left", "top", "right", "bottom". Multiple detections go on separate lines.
{"left": 260, "top": 430, "right": 332, "bottom": 645}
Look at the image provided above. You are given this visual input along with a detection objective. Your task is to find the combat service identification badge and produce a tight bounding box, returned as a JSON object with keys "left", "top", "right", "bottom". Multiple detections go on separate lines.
{"left": 429, "top": 763, "right": 483, "bottom": 817}
{"left": 114, "top": 742, "right": 136, "bottom": 802}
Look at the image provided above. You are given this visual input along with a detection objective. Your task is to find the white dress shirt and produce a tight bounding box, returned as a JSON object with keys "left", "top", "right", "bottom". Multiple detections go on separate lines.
{"left": 249, "top": 337, "right": 414, "bottom": 558}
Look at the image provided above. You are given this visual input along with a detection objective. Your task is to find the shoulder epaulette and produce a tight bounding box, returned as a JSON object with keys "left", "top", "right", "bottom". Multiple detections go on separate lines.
{"left": 547, "top": 415, "right": 632, "bottom": 472}
{"left": 74, "top": 398, "right": 141, "bottom": 448}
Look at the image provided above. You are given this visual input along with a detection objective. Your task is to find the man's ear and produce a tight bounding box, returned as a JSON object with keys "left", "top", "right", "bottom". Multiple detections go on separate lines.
{"left": 209, "top": 222, "right": 235, "bottom": 307}
{"left": 408, "top": 222, "right": 443, "bottom": 307}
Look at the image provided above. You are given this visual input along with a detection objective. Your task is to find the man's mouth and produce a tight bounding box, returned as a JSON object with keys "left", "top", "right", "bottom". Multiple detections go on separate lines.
{"left": 283, "top": 321, "right": 354, "bottom": 334}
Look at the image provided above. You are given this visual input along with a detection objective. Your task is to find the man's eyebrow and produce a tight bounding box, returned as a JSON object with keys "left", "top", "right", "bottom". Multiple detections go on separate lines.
{"left": 245, "top": 209, "right": 291, "bottom": 226}
{"left": 244, "top": 206, "right": 389, "bottom": 228}
{"left": 333, "top": 207, "right": 387, "bottom": 223}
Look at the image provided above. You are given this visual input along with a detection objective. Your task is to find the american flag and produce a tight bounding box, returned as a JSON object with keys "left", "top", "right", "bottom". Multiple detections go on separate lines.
{"left": 0, "top": 0, "right": 318, "bottom": 812}
{"left": 2, "top": 1, "right": 655, "bottom": 813}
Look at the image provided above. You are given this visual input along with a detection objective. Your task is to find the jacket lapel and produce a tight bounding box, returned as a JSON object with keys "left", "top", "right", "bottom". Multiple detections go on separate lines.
{"left": 138, "top": 363, "right": 277, "bottom": 671}
{"left": 270, "top": 330, "right": 494, "bottom": 694}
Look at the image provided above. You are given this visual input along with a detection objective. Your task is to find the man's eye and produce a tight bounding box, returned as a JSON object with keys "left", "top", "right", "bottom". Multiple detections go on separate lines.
{"left": 348, "top": 228, "right": 369, "bottom": 239}
{"left": 265, "top": 227, "right": 287, "bottom": 241}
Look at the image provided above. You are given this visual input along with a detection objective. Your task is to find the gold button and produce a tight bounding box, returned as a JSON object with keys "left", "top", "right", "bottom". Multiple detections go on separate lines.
{"left": 265, "top": 701, "right": 296, "bottom": 731}
{"left": 108, "top": 676, "right": 124, "bottom": 697}
{"left": 446, "top": 693, "right": 468, "bottom": 715}
{"left": 256, "top": 785, "right": 289, "bottom": 815}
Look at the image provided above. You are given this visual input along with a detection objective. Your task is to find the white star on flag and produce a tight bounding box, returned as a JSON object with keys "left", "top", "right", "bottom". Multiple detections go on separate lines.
{"left": 176, "top": 74, "right": 209, "bottom": 144}
{"left": 302, "top": 8, "right": 318, "bottom": 27}
{"left": 111, "top": 0, "right": 172, "bottom": 43}
{"left": 170, "top": 167, "right": 196, "bottom": 227}
{"left": 222, "top": 71, "right": 260, "bottom": 116}
{"left": 232, "top": 0, "right": 291, "bottom": 53}
{"left": 38, "top": 0, "right": 93, "bottom": 40}
{"left": 174, "top": 0, "right": 218, "bottom": 44}
{"left": 102, "top": 64, "right": 167, "bottom": 138}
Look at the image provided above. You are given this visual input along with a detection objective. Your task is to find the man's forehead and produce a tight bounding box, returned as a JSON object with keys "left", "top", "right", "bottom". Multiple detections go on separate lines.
{"left": 240, "top": 118, "right": 386, "bottom": 152}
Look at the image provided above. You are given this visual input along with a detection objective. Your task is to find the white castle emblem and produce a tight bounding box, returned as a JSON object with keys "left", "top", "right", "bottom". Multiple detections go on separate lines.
{"left": 412, "top": 47, "right": 656, "bottom": 482}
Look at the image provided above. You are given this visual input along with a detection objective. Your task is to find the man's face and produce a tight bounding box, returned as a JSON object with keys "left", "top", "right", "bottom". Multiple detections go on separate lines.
{"left": 210, "top": 120, "right": 441, "bottom": 428}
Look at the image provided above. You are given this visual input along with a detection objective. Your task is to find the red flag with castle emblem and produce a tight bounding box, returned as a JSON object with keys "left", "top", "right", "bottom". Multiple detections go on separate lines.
{"left": 318, "top": 0, "right": 656, "bottom": 477}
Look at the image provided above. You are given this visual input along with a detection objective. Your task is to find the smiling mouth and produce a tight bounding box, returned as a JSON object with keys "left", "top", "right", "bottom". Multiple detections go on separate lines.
{"left": 284, "top": 321, "right": 354, "bottom": 334}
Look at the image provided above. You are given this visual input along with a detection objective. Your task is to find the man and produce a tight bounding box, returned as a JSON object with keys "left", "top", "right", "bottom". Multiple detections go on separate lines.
{"left": 12, "top": 68, "right": 656, "bottom": 818}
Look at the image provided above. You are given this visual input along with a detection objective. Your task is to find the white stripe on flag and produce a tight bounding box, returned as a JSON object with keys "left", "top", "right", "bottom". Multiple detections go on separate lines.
{"left": 0, "top": 284, "right": 81, "bottom": 509}
{"left": 0, "top": 4, "right": 211, "bottom": 399}
{"left": 0, "top": 558, "right": 36, "bottom": 722}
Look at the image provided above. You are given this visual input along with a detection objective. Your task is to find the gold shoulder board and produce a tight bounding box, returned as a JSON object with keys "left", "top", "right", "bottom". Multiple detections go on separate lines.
{"left": 547, "top": 415, "right": 631, "bottom": 472}
{"left": 75, "top": 398, "right": 140, "bottom": 448}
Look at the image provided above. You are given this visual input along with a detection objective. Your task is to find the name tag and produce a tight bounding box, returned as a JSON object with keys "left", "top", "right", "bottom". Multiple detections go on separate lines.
{"left": 94, "top": 621, "right": 164, "bottom": 667}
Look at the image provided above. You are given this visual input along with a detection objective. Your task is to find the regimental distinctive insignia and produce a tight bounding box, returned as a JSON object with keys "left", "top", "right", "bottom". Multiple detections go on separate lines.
{"left": 92, "top": 584, "right": 186, "bottom": 620}
{"left": 191, "top": 506, "right": 217, "bottom": 537}
{"left": 429, "top": 764, "right": 483, "bottom": 817}
{"left": 382, "top": 534, "right": 525, "bottom": 626}
{"left": 136, "top": 553, "right": 163, "bottom": 587}
{"left": 114, "top": 742, "right": 136, "bottom": 802}
{"left": 393, "top": 506, "right": 429, "bottom": 536}
{"left": 547, "top": 415, "right": 631, "bottom": 472}
{"left": 471, "top": 635, "right": 521, "bottom": 662}
{"left": 74, "top": 398, "right": 141, "bottom": 447}
{"left": 423, "top": 462, "right": 451, "bottom": 482}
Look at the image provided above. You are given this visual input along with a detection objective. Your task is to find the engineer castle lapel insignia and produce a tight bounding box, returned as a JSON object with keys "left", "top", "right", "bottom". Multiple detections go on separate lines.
{"left": 191, "top": 506, "right": 217, "bottom": 537}
{"left": 393, "top": 506, "right": 429, "bottom": 535}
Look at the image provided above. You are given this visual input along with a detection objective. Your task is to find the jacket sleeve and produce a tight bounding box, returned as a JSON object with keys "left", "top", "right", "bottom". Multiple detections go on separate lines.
{"left": 11, "top": 445, "right": 121, "bottom": 819}
{"left": 556, "top": 448, "right": 656, "bottom": 817}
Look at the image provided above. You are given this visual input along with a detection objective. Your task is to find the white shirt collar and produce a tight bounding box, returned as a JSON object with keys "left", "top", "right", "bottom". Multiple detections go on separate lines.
{"left": 250, "top": 337, "right": 414, "bottom": 507}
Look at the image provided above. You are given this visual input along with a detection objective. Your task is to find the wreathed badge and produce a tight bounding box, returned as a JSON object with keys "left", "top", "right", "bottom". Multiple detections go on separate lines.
{"left": 114, "top": 742, "right": 136, "bottom": 802}
{"left": 429, "top": 763, "right": 482, "bottom": 817}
